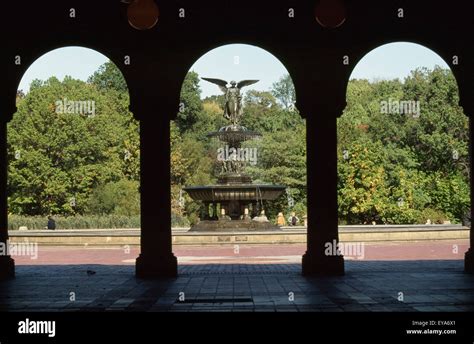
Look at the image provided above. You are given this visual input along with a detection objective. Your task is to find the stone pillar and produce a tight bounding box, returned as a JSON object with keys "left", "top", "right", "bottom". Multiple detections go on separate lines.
{"left": 0, "top": 119, "right": 15, "bottom": 280}
{"left": 212, "top": 203, "right": 218, "bottom": 220}
{"left": 302, "top": 102, "right": 344, "bottom": 276}
{"left": 251, "top": 202, "right": 257, "bottom": 217}
{"left": 220, "top": 203, "right": 228, "bottom": 219}
{"left": 465, "top": 116, "right": 474, "bottom": 273}
{"left": 135, "top": 106, "right": 177, "bottom": 278}
{"left": 202, "top": 202, "right": 211, "bottom": 220}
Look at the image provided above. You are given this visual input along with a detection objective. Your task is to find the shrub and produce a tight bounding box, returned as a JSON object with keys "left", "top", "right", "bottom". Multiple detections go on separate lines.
{"left": 87, "top": 180, "right": 140, "bottom": 216}
{"left": 8, "top": 214, "right": 140, "bottom": 230}
{"left": 415, "top": 208, "right": 450, "bottom": 224}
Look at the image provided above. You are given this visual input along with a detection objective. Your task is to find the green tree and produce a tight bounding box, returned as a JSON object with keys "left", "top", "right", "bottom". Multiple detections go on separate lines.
{"left": 339, "top": 66, "right": 469, "bottom": 224}
{"left": 271, "top": 74, "right": 296, "bottom": 109}
{"left": 8, "top": 74, "right": 137, "bottom": 215}
{"left": 87, "top": 179, "right": 140, "bottom": 216}
{"left": 175, "top": 71, "right": 203, "bottom": 133}
{"left": 338, "top": 139, "right": 391, "bottom": 224}
{"left": 88, "top": 61, "right": 128, "bottom": 93}
{"left": 89, "top": 61, "right": 140, "bottom": 181}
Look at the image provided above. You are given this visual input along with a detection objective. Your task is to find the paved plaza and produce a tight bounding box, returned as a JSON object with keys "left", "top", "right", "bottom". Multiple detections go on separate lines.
{"left": 6, "top": 240, "right": 471, "bottom": 265}
{"left": 1, "top": 241, "right": 473, "bottom": 312}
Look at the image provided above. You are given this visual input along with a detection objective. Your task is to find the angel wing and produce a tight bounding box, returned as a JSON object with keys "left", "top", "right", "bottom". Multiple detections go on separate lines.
{"left": 237, "top": 80, "right": 259, "bottom": 89}
{"left": 201, "top": 78, "right": 228, "bottom": 94}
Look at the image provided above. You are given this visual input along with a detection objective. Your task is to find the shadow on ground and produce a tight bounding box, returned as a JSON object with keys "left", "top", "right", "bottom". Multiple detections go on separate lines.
{"left": 0, "top": 260, "right": 473, "bottom": 311}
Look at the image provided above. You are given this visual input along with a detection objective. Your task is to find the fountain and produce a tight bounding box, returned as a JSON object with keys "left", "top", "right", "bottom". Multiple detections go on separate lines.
{"left": 183, "top": 78, "right": 285, "bottom": 231}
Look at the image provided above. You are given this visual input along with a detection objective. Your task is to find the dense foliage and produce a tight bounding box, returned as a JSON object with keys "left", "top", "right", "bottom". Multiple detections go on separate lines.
{"left": 8, "top": 214, "right": 140, "bottom": 230}
{"left": 7, "top": 62, "right": 469, "bottom": 228}
{"left": 8, "top": 61, "right": 140, "bottom": 222}
{"left": 171, "top": 73, "right": 306, "bottom": 225}
{"left": 338, "top": 67, "right": 469, "bottom": 224}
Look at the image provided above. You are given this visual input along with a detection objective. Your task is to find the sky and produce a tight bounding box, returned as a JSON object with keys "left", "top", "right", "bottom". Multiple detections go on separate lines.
{"left": 18, "top": 47, "right": 108, "bottom": 93}
{"left": 188, "top": 44, "right": 290, "bottom": 98}
{"left": 349, "top": 42, "right": 450, "bottom": 81}
{"left": 18, "top": 42, "right": 451, "bottom": 98}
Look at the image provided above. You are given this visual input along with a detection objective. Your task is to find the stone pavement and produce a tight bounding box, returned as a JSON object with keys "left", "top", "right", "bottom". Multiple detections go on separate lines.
{"left": 7, "top": 240, "right": 471, "bottom": 265}
{"left": 0, "top": 260, "right": 473, "bottom": 312}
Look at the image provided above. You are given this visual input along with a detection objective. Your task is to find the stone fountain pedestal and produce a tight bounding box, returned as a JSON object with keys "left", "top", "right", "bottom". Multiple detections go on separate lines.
{"left": 184, "top": 183, "right": 285, "bottom": 232}
{"left": 188, "top": 219, "right": 280, "bottom": 232}
{"left": 183, "top": 124, "right": 285, "bottom": 232}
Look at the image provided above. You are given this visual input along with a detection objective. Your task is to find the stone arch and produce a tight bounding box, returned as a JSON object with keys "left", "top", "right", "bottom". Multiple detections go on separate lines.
{"left": 6, "top": 44, "right": 132, "bottom": 122}
{"left": 3, "top": 46, "right": 137, "bottom": 276}
{"left": 343, "top": 40, "right": 464, "bottom": 114}
{"left": 338, "top": 41, "right": 471, "bottom": 268}
{"left": 170, "top": 42, "right": 306, "bottom": 256}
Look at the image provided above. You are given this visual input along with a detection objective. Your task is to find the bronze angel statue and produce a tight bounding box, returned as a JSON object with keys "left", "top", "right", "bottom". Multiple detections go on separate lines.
{"left": 202, "top": 78, "right": 259, "bottom": 125}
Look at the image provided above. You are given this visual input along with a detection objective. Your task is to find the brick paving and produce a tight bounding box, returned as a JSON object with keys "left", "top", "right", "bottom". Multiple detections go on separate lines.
{"left": 1, "top": 260, "right": 473, "bottom": 312}
{"left": 8, "top": 240, "right": 470, "bottom": 265}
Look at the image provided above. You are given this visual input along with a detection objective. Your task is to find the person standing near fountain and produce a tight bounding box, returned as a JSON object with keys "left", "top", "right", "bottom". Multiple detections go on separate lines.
{"left": 288, "top": 212, "right": 299, "bottom": 226}
{"left": 276, "top": 212, "right": 286, "bottom": 226}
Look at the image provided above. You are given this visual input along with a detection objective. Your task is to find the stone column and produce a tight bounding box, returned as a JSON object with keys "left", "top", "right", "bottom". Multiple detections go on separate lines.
{"left": 212, "top": 203, "right": 218, "bottom": 220}
{"left": 135, "top": 105, "right": 177, "bottom": 278}
{"left": 302, "top": 102, "right": 345, "bottom": 275}
{"left": 465, "top": 116, "right": 474, "bottom": 273}
{"left": 0, "top": 119, "right": 15, "bottom": 280}
{"left": 202, "top": 202, "right": 211, "bottom": 220}
{"left": 251, "top": 202, "right": 258, "bottom": 217}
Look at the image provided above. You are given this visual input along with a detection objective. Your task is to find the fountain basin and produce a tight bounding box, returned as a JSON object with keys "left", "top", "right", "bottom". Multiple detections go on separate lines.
{"left": 183, "top": 184, "right": 285, "bottom": 202}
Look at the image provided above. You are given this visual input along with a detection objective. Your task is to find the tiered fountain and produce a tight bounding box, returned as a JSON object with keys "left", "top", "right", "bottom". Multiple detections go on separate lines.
{"left": 183, "top": 78, "right": 285, "bottom": 231}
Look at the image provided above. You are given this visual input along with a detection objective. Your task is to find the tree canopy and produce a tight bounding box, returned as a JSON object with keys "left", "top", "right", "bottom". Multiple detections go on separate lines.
{"left": 8, "top": 62, "right": 140, "bottom": 217}
{"left": 8, "top": 62, "right": 470, "bottom": 226}
{"left": 338, "top": 66, "right": 469, "bottom": 224}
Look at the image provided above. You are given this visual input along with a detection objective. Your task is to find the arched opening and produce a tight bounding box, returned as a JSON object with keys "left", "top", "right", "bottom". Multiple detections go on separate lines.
{"left": 338, "top": 42, "right": 469, "bottom": 265}
{"left": 7, "top": 47, "right": 140, "bottom": 270}
{"left": 170, "top": 44, "right": 307, "bottom": 270}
